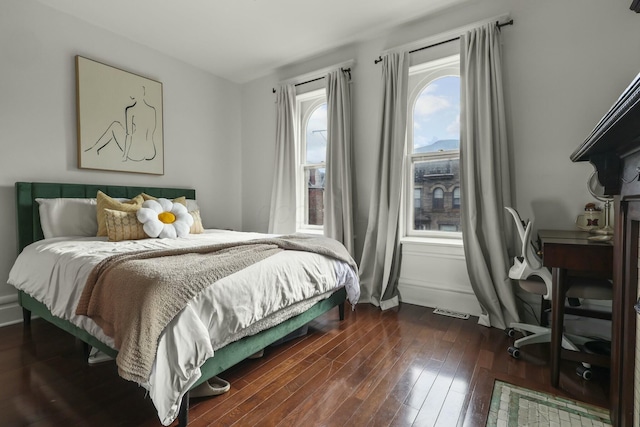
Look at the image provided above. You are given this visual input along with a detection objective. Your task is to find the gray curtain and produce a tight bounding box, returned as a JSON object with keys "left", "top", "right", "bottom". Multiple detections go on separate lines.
{"left": 324, "top": 69, "right": 354, "bottom": 255}
{"left": 358, "top": 52, "right": 409, "bottom": 310}
{"left": 460, "top": 23, "right": 519, "bottom": 329}
{"left": 268, "top": 84, "right": 297, "bottom": 234}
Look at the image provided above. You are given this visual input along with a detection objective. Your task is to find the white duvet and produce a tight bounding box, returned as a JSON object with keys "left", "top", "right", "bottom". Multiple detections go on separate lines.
{"left": 8, "top": 230, "right": 360, "bottom": 425}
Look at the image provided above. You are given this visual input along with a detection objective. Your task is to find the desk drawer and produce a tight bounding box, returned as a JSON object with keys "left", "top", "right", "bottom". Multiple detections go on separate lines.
{"left": 543, "top": 242, "right": 613, "bottom": 273}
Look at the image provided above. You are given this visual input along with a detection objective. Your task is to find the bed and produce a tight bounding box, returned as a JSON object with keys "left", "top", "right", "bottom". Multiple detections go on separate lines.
{"left": 9, "top": 181, "right": 359, "bottom": 426}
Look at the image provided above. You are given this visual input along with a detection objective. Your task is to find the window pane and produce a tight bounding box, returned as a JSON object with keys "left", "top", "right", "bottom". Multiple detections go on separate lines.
{"left": 306, "top": 167, "right": 325, "bottom": 226}
{"left": 306, "top": 104, "right": 327, "bottom": 164}
{"left": 413, "top": 76, "right": 460, "bottom": 153}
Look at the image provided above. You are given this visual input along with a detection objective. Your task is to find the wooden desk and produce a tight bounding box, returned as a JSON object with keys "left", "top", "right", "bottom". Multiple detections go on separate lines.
{"left": 538, "top": 229, "right": 613, "bottom": 387}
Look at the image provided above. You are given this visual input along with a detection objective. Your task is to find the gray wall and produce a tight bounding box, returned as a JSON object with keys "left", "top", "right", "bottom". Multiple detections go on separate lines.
{"left": 241, "top": 0, "right": 640, "bottom": 264}
{"left": 0, "top": 0, "right": 243, "bottom": 324}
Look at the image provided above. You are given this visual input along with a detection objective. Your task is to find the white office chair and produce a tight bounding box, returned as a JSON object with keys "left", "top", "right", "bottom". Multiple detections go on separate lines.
{"left": 504, "top": 207, "right": 612, "bottom": 379}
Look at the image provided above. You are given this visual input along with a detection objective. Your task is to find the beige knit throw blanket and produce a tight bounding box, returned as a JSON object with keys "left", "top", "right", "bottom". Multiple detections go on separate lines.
{"left": 75, "top": 234, "right": 357, "bottom": 384}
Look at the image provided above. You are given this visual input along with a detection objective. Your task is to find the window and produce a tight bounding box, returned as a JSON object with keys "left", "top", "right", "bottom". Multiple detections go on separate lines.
{"left": 432, "top": 188, "right": 444, "bottom": 210}
{"left": 296, "top": 90, "right": 327, "bottom": 232}
{"left": 406, "top": 55, "right": 461, "bottom": 237}
{"left": 452, "top": 187, "right": 460, "bottom": 209}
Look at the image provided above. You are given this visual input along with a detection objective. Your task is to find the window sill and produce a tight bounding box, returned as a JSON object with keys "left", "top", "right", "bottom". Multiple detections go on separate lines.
{"left": 296, "top": 228, "right": 324, "bottom": 236}
{"left": 401, "top": 236, "right": 463, "bottom": 247}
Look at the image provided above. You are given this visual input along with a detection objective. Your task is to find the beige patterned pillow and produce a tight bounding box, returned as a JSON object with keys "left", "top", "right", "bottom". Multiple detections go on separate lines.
{"left": 190, "top": 210, "right": 204, "bottom": 234}
{"left": 104, "top": 209, "right": 148, "bottom": 242}
{"left": 96, "top": 191, "right": 144, "bottom": 236}
{"left": 141, "top": 193, "right": 187, "bottom": 206}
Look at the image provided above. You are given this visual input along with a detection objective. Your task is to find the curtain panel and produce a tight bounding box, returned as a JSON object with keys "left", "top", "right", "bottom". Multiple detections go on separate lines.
{"left": 460, "top": 23, "right": 518, "bottom": 329}
{"left": 324, "top": 69, "right": 355, "bottom": 255}
{"left": 268, "top": 84, "right": 297, "bottom": 234}
{"left": 358, "top": 52, "right": 409, "bottom": 310}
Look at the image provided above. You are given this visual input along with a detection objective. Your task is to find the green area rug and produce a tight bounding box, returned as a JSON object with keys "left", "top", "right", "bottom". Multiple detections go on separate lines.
{"left": 486, "top": 380, "right": 612, "bottom": 427}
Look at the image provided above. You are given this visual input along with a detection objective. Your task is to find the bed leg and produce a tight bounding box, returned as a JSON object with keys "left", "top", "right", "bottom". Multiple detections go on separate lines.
{"left": 22, "top": 308, "right": 31, "bottom": 327}
{"left": 82, "top": 342, "right": 90, "bottom": 363}
{"left": 177, "top": 391, "right": 189, "bottom": 427}
{"left": 339, "top": 302, "right": 345, "bottom": 321}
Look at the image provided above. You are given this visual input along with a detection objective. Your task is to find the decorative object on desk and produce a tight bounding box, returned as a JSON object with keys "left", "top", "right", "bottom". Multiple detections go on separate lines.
{"left": 575, "top": 206, "right": 602, "bottom": 232}
{"left": 487, "top": 380, "right": 612, "bottom": 426}
{"left": 587, "top": 171, "right": 614, "bottom": 235}
{"left": 76, "top": 56, "right": 164, "bottom": 175}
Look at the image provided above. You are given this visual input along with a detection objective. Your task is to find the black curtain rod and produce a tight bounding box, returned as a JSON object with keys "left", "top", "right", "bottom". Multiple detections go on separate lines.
{"left": 374, "top": 19, "right": 514, "bottom": 64}
{"left": 272, "top": 67, "right": 351, "bottom": 93}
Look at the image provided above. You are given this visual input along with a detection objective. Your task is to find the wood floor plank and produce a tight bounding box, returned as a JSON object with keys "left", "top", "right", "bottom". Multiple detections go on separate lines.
{"left": 329, "top": 322, "right": 431, "bottom": 424}
{"left": 459, "top": 368, "right": 495, "bottom": 427}
{"left": 282, "top": 313, "right": 428, "bottom": 422}
{"left": 343, "top": 325, "right": 441, "bottom": 426}
{"left": 403, "top": 358, "right": 443, "bottom": 410}
{"left": 434, "top": 388, "right": 466, "bottom": 427}
{"left": 389, "top": 403, "right": 420, "bottom": 427}
{"left": 0, "top": 303, "right": 610, "bottom": 427}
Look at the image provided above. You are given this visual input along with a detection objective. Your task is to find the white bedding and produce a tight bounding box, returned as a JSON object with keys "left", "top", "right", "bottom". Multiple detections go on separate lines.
{"left": 8, "top": 229, "right": 359, "bottom": 425}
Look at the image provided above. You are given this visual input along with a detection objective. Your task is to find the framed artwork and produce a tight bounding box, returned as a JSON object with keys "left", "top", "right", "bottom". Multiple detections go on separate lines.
{"left": 76, "top": 56, "right": 164, "bottom": 175}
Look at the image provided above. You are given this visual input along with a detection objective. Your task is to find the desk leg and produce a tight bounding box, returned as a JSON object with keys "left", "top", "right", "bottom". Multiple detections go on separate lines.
{"left": 550, "top": 267, "right": 567, "bottom": 387}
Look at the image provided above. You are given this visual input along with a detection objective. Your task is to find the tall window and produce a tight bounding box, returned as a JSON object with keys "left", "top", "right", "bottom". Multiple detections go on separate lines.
{"left": 296, "top": 89, "right": 327, "bottom": 232}
{"left": 452, "top": 187, "right": 460, "bottom": 209}
{"left": 432, "top": 188, "right": 444, "bottom": 210}
{"left": 406, "top": 55, "right": 461, "bottom": 237}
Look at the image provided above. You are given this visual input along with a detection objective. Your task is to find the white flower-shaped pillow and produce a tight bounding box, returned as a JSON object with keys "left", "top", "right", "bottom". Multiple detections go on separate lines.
{"left": 136, "top": 198, "right": 194, "bottom": 238}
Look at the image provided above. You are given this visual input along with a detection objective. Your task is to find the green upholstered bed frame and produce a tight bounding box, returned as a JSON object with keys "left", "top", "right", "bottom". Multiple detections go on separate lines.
{"left": 14, "top": 181, "right": 346, "bottom": 426}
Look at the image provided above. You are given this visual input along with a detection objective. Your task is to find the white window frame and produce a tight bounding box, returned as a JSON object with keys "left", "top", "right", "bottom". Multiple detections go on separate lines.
{"left": 295, "top": 89, "right": 326, "bottom": 233}
{"left": 404, "top": 54, "right": 461, "bottom": 240}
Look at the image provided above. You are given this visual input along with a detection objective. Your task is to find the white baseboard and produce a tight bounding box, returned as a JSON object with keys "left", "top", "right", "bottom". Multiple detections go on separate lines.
{"left": 398, "top": 278, "right": 481, "bottom": 317}
{"left": 0, "top": 294, "right": 23, "bottom": 327}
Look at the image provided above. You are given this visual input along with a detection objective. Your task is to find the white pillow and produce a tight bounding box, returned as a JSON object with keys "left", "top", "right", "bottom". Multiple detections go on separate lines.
{"left": 36, "top": 198, "right": 98, "bottom": 239}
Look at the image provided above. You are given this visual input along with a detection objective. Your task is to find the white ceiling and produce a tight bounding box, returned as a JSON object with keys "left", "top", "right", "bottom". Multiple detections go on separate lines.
{"left": 38, "top": 0, "right": 467, "bottom": 83}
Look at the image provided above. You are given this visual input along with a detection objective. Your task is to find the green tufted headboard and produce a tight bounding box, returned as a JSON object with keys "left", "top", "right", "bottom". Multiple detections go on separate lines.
{"left": 15, "top": 182, "right": 196, "bottom": 253}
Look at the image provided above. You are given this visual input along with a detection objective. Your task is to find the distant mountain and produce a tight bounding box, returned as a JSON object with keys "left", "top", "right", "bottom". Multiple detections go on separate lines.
{"left": 415, "top": 139, "right": 459, "bottom": 153}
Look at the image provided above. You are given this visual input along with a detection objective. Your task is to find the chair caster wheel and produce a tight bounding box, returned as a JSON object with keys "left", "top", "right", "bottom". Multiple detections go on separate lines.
{"left": 505, "top": 328, "right": 516, "bottom": 338}
{"left": 507, "top": 346, "right": 520, "bottom": 359}
{"left": 576, "top": 365, "right": 592, "bottom": 380}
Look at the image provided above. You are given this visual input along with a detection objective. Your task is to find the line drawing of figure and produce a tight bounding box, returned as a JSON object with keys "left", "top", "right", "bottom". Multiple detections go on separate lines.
{"left": 84, "top": 85, "right": 157, "bottom": 162}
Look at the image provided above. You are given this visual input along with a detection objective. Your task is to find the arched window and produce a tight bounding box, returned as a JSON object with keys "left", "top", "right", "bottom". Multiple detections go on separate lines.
{"left": 406, "top": 54, "right": 461, "bottom": 236}
{"left": 296, "top": 89, "right": 327, "bottom": 231}
{"left": 452, "top": 187, "right": 460, "bottom": 209}
{"left": 302, "top": 101, "right": 326, "bottom": 227}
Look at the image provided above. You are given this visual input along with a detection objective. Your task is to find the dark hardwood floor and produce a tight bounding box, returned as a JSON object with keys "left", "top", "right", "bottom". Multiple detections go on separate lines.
{"left": 0, "top": 303, "right": 609, "bottom": 426}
